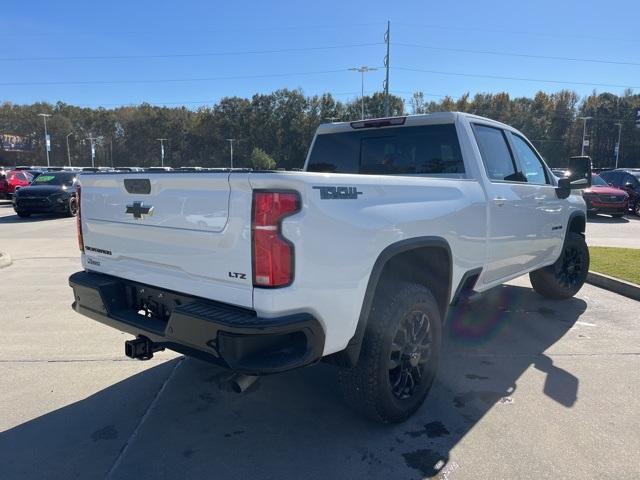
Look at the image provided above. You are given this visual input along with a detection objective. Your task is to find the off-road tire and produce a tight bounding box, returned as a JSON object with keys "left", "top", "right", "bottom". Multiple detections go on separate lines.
{"left": 530, "top": 232, "right": 589, "bottom": 300}
{"left": 338, "top": 282, "right": 442, "bottom": 423}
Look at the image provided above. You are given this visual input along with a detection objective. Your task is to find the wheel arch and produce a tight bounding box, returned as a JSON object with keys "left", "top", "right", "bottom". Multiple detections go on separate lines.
{"left": 568, "top": 210, "right": 586, "bottom": 235}
{"left": 328, "top": 236, "right": 453, "bottom": 367}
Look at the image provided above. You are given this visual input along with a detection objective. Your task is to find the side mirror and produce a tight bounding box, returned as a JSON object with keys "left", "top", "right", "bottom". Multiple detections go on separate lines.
{"left": 556, "top": 178, "right": 571, "bottom": 199}
{"left": 624, "top": 182, "right": 634, "bottom": 189}
{"left": 567, "top": 156, "right": 592, "bottom": 189}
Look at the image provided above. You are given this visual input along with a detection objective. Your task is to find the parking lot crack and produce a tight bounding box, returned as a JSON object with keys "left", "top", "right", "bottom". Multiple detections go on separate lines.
{"left": 104, "top": 357, "right": 184, "bottom": 480}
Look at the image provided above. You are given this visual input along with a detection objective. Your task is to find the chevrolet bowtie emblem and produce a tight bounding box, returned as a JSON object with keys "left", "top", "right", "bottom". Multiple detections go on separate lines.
{"left": 126, "top": 201, "right": 154, "bottom": 219}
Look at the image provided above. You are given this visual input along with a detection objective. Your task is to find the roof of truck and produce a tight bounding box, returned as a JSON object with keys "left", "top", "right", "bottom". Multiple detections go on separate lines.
{"left": 316, "top": 112, "right": 512, "bottom": 135}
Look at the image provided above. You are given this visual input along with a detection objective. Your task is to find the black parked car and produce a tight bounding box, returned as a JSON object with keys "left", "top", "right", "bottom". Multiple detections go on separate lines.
{"left": 13, "top": 171, "right": 79, "bottom": 218}
{"left": 599, "top": 169, "right": 640, "bottom": 216}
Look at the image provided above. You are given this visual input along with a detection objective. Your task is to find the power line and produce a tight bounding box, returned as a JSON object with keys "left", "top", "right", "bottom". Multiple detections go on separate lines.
{"left": 73, "top": 90, "right": 411, "bottom": 108}
{"left": 0, "top": 42, "right": 384, "bottom": 62}
{"left": 394, "top": 66, "right": 640, "bottom": 90}
{"left": 395, "top": 42, "right": 640, "bottom": 67}
{"left": 0, "top": 22, "right": 386, "bottom": 38}
{"left": 395, "top": 22, "right": 640, "bottom": 44}
{"left": 0, "top": 68, "right": 374, "bottom": 87}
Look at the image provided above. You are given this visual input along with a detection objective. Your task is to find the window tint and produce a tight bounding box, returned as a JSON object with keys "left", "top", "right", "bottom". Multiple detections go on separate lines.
{"left": 307, "top": 124, "right": 465, "bottom": 176}
{"left": 624, "top": 174, "right": 639, "bottom": 186}
{"left": 510, "top": 133, "right": 549, "bottom": 184}
{"left": 473, "top": 125, "right": 522, "bottom": 182}
{"left": 603, "top": 171, "right": 623, "bottom": 186}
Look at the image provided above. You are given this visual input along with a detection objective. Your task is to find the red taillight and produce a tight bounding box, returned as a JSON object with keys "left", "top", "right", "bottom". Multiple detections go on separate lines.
{"left": 76, "top": 185, "right": 84, "bottom": 252}
{"left": 252, "top": 191, "right": 300, "bottom": 288}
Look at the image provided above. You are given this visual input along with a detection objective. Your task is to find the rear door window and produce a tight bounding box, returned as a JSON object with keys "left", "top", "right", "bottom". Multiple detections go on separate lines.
{"left": 307, "top": 124, "right": 465, "bottom": 176}
{"left": 472, "top": 124, "right": 523, "bottom": 182}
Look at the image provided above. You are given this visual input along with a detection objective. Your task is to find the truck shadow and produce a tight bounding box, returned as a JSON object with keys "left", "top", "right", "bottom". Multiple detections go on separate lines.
{"left": 0, "top": 284, "right": 586, "bottom": 480}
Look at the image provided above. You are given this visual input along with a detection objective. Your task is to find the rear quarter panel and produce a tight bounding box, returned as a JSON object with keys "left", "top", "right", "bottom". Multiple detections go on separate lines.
{"left": 249, "top": 171, "right": 487, "bottom": 355}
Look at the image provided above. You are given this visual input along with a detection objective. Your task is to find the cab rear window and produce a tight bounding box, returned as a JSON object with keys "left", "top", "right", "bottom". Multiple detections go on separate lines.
{"left": 307, "top": 124, "right": 465, "bottom": 176}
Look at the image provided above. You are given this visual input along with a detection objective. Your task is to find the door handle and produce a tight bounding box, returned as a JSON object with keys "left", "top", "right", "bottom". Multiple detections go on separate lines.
{"left": 493, "top": 196, "right": 506, "bottom": 206}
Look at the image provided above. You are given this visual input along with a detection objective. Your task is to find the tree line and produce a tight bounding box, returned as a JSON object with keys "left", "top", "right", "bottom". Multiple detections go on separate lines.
{"left": 1, "top": 88, "right": 639, "bottom": 169}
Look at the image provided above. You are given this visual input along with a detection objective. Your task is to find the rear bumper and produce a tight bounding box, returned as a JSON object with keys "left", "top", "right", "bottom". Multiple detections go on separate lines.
{"left": 69, "top": 271, "right": 325, "bottom": 374}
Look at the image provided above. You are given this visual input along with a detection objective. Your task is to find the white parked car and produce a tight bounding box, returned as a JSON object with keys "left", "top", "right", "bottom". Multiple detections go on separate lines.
{"left": 69, "top": 112, "right": 591, "bottom": 422}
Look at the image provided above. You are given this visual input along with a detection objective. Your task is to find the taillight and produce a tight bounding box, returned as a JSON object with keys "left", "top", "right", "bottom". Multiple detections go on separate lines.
{"left": 252, "top": 190, "right": 300, "bottom": 288}
{"left": 76, "top": 185, "right": 84, "bottom": 252}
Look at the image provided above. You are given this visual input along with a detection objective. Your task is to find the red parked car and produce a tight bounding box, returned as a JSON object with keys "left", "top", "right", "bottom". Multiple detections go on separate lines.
{"left": 3, "top": 170, "right": 36, "bottom": 198}
{"left": 582, "top": 173, "right": 628, "bottom": 217}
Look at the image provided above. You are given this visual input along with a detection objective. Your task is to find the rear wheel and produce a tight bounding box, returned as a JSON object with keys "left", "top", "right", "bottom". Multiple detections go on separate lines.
{"left": 16, "top": 210, "right": 30, "bottom": 218}
{"left": 338, "top": 282, "right": 442, "bottom": 423}
{"left": 530, "top": 232, "right": 589, "bottom": 300}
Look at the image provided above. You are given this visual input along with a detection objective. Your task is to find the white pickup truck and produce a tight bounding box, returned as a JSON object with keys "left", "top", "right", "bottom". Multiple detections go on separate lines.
{"left": 69, "top": 112, "right": 592, "bottom": 423}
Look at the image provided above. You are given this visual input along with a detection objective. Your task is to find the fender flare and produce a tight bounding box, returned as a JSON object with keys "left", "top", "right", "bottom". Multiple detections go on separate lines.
{"left": 566, "top": 210, "right": 586, "bottom": 236}
{"left": 338, "top": 236, "right": 452, "bottom": 367}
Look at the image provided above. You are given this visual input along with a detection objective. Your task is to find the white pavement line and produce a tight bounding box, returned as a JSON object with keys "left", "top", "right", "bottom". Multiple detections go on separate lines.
{"left": 105, "top": 357, "right": 184, "bottom": 480}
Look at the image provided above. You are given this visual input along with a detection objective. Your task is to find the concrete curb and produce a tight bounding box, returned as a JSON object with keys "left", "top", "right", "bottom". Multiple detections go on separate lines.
{"left": 586, "top": 271, "right": 640, "bottom": 302}
{"left": 0, "top": 251, "right": 11, "bottom": 269}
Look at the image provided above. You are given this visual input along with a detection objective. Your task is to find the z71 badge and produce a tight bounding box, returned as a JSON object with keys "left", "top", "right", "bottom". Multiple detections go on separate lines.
{"left": 312, "top": 186, "right": 363, "bottom": 200}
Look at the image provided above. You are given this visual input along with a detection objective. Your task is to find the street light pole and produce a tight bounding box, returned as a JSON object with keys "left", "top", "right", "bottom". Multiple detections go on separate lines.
{"left": 614, "top": 122, "right": 622, "bottom": 169}
{"left": 579, "top": 116, "right": 592, "bottom": 156}
{"left": 66, "top": 132, "right": 73, "bottom": 167}
{"left": 87, "top": 136, "right": 96, "bottom": 168}
{"left": 349, "top": 66, "right": 378, "bottom": 119}
{"left": 37, "top": 113, "right": 52, "bottom": 167}
{"left": 156, "top": 138, "right": 167, "bottom": 167}
{"left": 226, "top": 138, "right": 235, "bottom": 168}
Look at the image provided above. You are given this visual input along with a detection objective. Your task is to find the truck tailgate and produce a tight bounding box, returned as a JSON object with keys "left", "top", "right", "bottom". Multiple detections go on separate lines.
{"left": 78, "top": 173, "right": 254, "bottom": 308}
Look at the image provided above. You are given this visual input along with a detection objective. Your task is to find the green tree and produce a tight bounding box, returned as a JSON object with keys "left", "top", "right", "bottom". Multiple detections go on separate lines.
{"left": 250, "top": 147, "right": 276, "bottom": 170}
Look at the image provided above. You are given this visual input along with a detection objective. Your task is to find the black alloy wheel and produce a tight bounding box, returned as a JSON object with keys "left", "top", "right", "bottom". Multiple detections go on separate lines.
{"left": 389, "top": 309, "right": 433, "bottom": 400}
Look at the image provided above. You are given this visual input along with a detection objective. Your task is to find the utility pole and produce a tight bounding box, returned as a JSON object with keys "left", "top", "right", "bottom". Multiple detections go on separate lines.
{"left": 37, "top": 113, "right": 52, "bottom": 167}
{"left": 383, "top": 21, "right": 391, "bottom": 117}
{"left": 110, "top": 139, "right": 114, "bottom": 167}
{"left": 349, "top": 66, "right": 378, "bottom": 119}
{"left": 156, "top": 138, "right": 167, "bottom": 167}
{"left": 87, "top": 136, "right": 96, "bottom": 167}
{"left": 579, "top": 116, "right": 592, "bottom": 156}
{"left": 614, "top": 122, "right": 622, "bottom": 169}
{"left": 65, "top": 132, "right": 73, "bottom": 166}
{"left": 226, "top": 138, "right": 236, "bottom": 168}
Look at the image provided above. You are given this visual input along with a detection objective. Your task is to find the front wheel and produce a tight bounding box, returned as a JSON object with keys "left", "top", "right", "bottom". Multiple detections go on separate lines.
{"left": 611, "top": 213, "right": 625, "bottom": 218}
{"left": 16, "top": 210, "right": 30, "bottom": 218}
{"left": 634, "top": 201, "right": 640, "bottom": 217}
{"left": 338, "top": 282, "right": 442, "bottom": 423}
{"left": 530, "top": 232, "right": 589, "bottom": 300}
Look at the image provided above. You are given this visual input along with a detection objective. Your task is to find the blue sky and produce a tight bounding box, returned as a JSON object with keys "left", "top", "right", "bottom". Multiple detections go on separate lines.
{"left": 2, "top": 0, "right": 639, "bottom": 108}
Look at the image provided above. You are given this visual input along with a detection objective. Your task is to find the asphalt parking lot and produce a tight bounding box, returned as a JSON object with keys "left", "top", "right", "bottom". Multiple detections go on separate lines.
{"left": 0, "top": 201, "right": 639, "bottom": 480}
